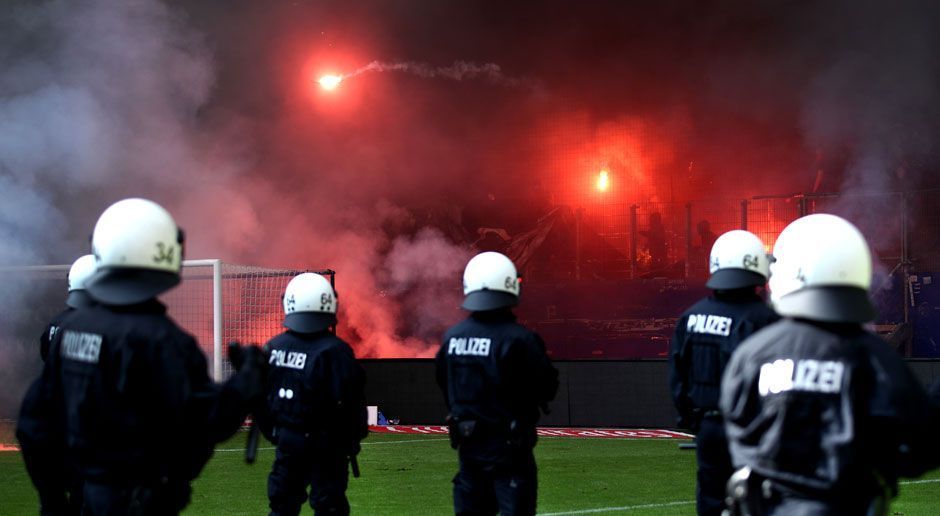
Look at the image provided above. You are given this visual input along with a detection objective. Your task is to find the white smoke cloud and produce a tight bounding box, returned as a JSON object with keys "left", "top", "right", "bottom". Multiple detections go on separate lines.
{"left": 0, "top": 0, "right": 225, "bottom": 416}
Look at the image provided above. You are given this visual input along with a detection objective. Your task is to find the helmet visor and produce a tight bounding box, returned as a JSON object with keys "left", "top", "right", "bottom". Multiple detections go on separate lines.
{"left": 461, "top": 290, "right": 519, "bottom": 311}
{"left": 85, "top": 268, "right": 180, "bottom": 305}
{"left": 774, "top": 286, "right": 876, "bottom": 323}
{"left": 284, "top": 312, "right": 337, "bottom": 333}
{"left": 706, "top": 269, "right": 767, "bottom": 290}
{"left": 65, "top": 290, "right": 95, "bottom": 309}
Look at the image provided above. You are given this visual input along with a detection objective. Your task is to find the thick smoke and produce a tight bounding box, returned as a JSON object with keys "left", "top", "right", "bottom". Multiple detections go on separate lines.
{"left": 0, "top": 0, "right": 471, "bottom": 417}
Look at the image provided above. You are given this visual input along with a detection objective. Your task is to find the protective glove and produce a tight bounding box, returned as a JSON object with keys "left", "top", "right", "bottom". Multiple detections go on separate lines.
{"left": 227, "top": 342, "right": 268, "bottom": 406}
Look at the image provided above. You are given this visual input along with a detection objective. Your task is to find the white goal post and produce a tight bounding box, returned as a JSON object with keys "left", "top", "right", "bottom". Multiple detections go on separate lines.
{"left": 2, "top": 260, "right": 333, "bottom": 381}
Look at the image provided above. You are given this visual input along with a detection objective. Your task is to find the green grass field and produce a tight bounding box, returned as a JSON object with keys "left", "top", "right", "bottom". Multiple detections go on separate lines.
{"left": 1, "top": 430, "right": 939, "bottom": 515}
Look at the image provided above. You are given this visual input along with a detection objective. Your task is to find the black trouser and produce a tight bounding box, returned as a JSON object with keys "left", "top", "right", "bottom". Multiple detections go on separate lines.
{"left": 81, "top": 480, "right": 190, "bottom": 516}
{"left": 695, "top": 415, "right": 732, "bottom": 516}
{"left": 268, "top": 429, "right": 350, "bottom": 516}
{"left": 65, "top": 480, "right": 84, "bottom": 516}
{"left": 35, "top": 483, "right": 82, "bottom": 516}
{"left": 453, "top": 445, "right": 537, "bottom": 516}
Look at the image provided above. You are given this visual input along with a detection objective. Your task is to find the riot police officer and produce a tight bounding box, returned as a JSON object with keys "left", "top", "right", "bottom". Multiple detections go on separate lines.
{"left": 720, "top": 214, "right": 940, "bottom": 514}
{"left": 39, "top": 254, "right": 97, "bottom": 362}
{"left": 260, "top": 272, "right": 367, "bottom": 516}
{"left": 435, "top": 251, "right": 558, "bottom": 516}
{"left": 17, "top": 198, "right": 266, "bottom": 515}
{"left": 24, "top": 254, "right": 99, "bottom": 514}
{"left": 669, "top": 230, "right": 778, "bottom": 516}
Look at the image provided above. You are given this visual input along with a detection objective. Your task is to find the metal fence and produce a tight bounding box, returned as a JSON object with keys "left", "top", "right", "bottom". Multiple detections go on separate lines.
{"left": 574, "top": 191, "right": 937, "bottom": 276}
{"left": 563, "top": 190, "right": 940, "bottom": 342}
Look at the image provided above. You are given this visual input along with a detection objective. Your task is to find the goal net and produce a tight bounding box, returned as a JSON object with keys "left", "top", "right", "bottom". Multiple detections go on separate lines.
{"left": 1, "top": 260, "right": 333, "bottom": 381}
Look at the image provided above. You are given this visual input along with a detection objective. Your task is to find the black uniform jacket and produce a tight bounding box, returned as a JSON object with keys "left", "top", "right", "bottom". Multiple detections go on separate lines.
{"left": 259, "top": 330, "right": 367, "bottom": 451}
{"left": 17, "top": 300, "right": 249, "bottom": 489}
{"left": 39, "top": 308, "right": 74, "bottom": 363}
{"left": 669, "top": 290, "right": 778, "bottom": 425}
{"left": 721, "top": 318, "right": 940, "bottom": 495}
{"left": 435, "top": 311, "right": 558, "bottom": 443}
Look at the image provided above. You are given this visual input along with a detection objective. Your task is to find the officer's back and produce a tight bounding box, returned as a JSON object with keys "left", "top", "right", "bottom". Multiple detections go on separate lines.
{"left": 672, "top": 292, "right": 777, "bottom": 417}
{"left": 440, "top": 309, "right": 555, "bottom": 434}
{"left": 723, "top": 319, "right": 893, "bottom": 493}
{"left": 265, "top": 329, "right": 363, "bottom": 436}
{"left": 50, "top": 300, "right": 213, "bottom": 482}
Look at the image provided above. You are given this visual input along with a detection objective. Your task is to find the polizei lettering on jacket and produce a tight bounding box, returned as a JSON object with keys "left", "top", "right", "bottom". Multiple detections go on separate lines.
{"left": 448, "top": 337, "right": 492, "bottom": 357}
{"left": 687, "top": 314, "right": 733, "bottom": 337}
{"left": 60, "top": 331, "right": 102, "bottom": 364}
{"left": 757, "top": 358, "right": 845, "bottom": 396}
{"left": 270, "top": 349, "right": 308, "bottom": 370}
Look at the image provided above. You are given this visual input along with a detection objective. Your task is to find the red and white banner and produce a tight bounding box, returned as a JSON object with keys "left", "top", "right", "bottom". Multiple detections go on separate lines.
{"left": 369, "top": 425, "right": 692, "bottom": 439}
{"left": 0, "top": 427, "right": 692, "bottom": 453}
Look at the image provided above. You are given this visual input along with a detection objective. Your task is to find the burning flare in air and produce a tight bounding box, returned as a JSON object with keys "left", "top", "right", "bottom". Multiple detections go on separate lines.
{"left": 318, "top": 74, "right": 343, "bottom": 90}
{"left": 596, "top": 169, "right": 610, "bottom": 192}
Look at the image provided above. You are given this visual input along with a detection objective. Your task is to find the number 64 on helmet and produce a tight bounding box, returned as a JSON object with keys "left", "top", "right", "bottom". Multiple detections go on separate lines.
{"left": 461, "top": 252, "right": 521, "bottom": 311}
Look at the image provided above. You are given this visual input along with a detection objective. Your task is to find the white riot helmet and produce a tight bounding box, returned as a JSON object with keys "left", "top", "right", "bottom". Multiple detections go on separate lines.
{"left": 769, "top": 213, "right": 875, "bottom": 323}
{"left": 283, "top": 273, "right": 337, "bottom": 333}
{"left": 706, "top": 230, "right": 770, "bottom": 290}
{"left": 85, "top": 198, "right": 184, "bottom": 305}
{"left": 66, "top": 254, "right": 97, "bottom": 308}
{"left": 462, "top": 252, "right": 520, "bottom": 311}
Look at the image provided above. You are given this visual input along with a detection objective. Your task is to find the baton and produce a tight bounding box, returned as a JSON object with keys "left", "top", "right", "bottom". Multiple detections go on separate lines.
{"left": 245, "top": 420, "right": 260, "bottom": 464}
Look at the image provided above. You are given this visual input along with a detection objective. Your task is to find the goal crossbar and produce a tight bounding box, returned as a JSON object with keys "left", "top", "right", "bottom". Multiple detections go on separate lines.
{"left": 1, "top": 260, "right": 333, "bottom": 381}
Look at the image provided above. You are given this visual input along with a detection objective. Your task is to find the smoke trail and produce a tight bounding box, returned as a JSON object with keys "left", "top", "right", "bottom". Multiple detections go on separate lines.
{"left": 345, "top": 60, "right": 535, "bottom": 88}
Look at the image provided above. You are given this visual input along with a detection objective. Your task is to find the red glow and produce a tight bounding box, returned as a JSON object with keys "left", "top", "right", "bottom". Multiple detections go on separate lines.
{"left": 536, "top": 113, "right": 681, "bottom": 209}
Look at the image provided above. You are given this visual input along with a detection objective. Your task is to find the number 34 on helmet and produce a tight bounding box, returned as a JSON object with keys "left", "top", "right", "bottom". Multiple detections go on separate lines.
{"left": 85, "top": 198, "right": 184, "bottom": 306}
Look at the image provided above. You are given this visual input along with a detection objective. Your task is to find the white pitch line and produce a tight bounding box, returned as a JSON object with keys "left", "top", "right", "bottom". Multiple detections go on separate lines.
{"left": 539, "top": 500, "right": 695, "bottom": 515}
{"left": 900, "top": 478, "right": 940, "bottom": 485}
{"left": 215, "top": 447, "right": 275, "bottom": 453}
{"left": 538, "top": 478, "right": 940, "bottom": 515}
{"left": 215, "top": 437, "right": 448, "bottom": 452}
{"left": 361, "top": 438, "right": 449, "bottom": 445}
